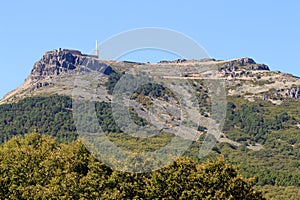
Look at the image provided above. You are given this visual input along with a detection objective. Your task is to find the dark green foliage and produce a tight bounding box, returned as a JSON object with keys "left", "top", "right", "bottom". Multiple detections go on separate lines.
{"left": 0, "top": 95, "right": 149, "bottom": 143}
{"left": 133, "top": 82, "right": 172, "bottom": 99}
{"left": 240, "top": 165, "right": 300, "bottom": 186}
{"left": 0, "top": 95, "right": 76, "bottom": 143}
{"left": 105, "top": 71, "right": 123, "bottom": 94}
{"left": 224, "top": 101, "right": 293, "bottom": 143}
{"left": 90, "top": 102, "right": 148, "bottom": 134}
{"left": 105, "top": 70, "right": 174, "bottom": 100}
{"left": 95, "top": 101, "right": 122, "bottom": 133}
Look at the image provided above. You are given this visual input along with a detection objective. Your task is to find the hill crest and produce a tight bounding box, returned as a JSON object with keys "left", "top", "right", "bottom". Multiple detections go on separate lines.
{"left": 1, "top": 48, "right": 299, "bottom": 104}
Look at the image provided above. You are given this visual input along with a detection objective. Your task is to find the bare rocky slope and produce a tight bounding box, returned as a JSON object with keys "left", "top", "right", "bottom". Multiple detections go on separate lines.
{"left": 2, "top": 49, "right": 299, "bottom": 104}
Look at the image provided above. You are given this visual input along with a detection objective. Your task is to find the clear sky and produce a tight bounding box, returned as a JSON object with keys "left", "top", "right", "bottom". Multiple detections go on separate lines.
{"left": 0, "top": 0, "right": 299, "bottom": 98}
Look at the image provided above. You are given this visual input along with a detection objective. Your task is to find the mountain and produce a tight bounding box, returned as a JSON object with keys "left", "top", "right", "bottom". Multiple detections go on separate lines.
{"left": 2, "top": 49, "right": 299, "bottom": 104}
{"left": 0, "top": 49, "right": 299, "bottom": 199}
{"left": 1, "top": 49, "right": 114, "bottom": 104}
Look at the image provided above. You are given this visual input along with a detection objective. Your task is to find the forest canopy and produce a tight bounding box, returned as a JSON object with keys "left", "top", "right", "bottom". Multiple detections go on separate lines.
{"left": 0, "top": 133, "right": 265, "bottom": 200}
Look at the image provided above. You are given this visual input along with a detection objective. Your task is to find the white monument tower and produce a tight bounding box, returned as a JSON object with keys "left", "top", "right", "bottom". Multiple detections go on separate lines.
{"left": 95, "top": 40, "right": 99, "bottom": 58}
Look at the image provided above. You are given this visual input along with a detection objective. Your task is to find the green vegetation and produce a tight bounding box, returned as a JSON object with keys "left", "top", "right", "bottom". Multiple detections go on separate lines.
{"left": 225, "top": 102, "right": 284, "bottom": 143}
{"left": 0, "top": 95, "right": 150, "bottom": 143}
{"left": 105, "top": 71, "right": 123, "bottom": 94}
{"left": 1, "top": 70, "right": 300, "bottom": 198}
{"left": 219, "top": 97, "right": 300, "bottom": 189}
{"left": 105, "top": 71, "right": 175, "bottom": 99}
{"left": 0, "top": 94, "right": 299, "bottom": 195}
{"left": 259, "top": 185, "right": 300, "bottom": 200}
{"left": 190, "top": 80, "right": 211, "bottom": 116}
{"left": 0, "top": 95, "right": 76, "bottom": 143}
{"left": 0, "top": 133, "right": 265, "bottom": 199}
{"left": 224, "top": 97, "right": 298, "bottom": 143}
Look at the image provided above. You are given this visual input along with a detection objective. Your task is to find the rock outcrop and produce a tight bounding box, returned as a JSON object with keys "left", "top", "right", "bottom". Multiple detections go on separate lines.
{"left": 285, "top": 86, "right": 300, "bottom": 99}
{"left": 220, "top": 58, "right": 270, "bottom": 71}
{"left": 263, "top": 86, "right": 300, "bottom": 102}
{"left": 29, "top": 49, "right": 113, "bottom": 82}
{"left": 219, "top": 58, "right": 269, "bottom": 78}
{"left": 1, "top": 49, "right": 115, "bottom": 103}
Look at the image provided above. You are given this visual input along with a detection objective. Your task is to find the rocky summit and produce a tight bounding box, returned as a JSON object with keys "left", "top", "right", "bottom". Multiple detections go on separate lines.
{"left": 1, "top": 48, "right": 299, "bottom": 105}
{"left": 2, "top": 49, "right": 115, "bottom": 103}
{"left": 29, "top": 49, "right": 114, "bottom": 83}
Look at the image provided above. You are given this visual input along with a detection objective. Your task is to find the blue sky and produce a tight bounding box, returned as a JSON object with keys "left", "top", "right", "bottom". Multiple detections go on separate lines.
{"left": 0, "top": 0, "right": 299, "bottom": 98}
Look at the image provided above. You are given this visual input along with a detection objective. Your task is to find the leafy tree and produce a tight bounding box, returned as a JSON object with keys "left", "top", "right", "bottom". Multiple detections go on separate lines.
{"left": 0, "top": 133, "right": 266, "bottom": 199}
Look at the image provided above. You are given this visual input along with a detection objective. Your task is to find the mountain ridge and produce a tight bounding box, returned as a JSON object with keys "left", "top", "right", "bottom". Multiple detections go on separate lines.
{"left": 0, "top": 48, "right": 300, "bottom": 104}
{"left": 1, "top": 48, "right": 299, "bottom": 105}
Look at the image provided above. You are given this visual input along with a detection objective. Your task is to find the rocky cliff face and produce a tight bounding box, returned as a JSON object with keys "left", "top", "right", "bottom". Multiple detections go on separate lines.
{"left": 29, "top": 49, "right": 113, "bottom": 82}
{"left": 26, "top": 49, "right": 115, "bottom": 93}
{"left": 219, "top": 58, "right": 270, "bottom": 78}
{"left": 1, "top": 49, "right": 115, "bottom": 103}
{"left": 285, "top": 86, "right": 300, "bottom": 99}
{"left": 224, "top": 58, "right": 269, "bottom": 70}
